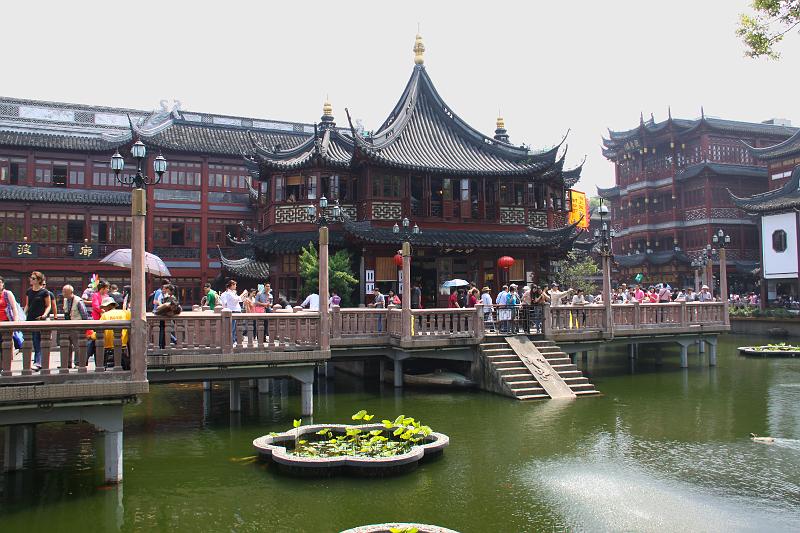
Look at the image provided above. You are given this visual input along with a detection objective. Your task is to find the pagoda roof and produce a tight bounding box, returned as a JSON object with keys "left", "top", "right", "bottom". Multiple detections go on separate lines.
{"left": 675, "top": 162, "right": 768, "bottom": 182}
{"left": 597, "top": 185, "right": 620, "bottom": 198}
{"left": 348, "top": 65, "right": 579, "bottom": 179}
{"left": 744, "top": 129, "right": 800, "bottom": 161}
{"left": 614, "top": 250, "right": 690, "bottom": 268}
{"left": 341, "top": 218, "right": 581, "bottom": 250}
{"left": 218, "top": 249, "right": 271, "bottom": 279}
{"left": 246, "top": 127, "right": 354, "bottom": 172}
{"left": 729, "top": 166, "right": 800, "bottom": 213}
{"left": 602, "top": 114, "right": 797, "bottom": 159}
{"left": 0, "top": 184, "right": 131, "bottom": 205}
{"left": 234, "top": 228, "right": 347, "bottom": 255}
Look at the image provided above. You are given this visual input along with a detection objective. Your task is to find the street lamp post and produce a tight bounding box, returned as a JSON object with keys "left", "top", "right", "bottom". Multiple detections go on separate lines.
{"left": 703, "top": 244, "right": 715, "bottom": 291}
{"left": 691, "top": 258, "right": 703, "bottom": 293}
{"left": 713, "top": 229, "right": 731, "bottom": 324}
{"left": 393, "top": 218, "right": 421, "bottom": 343}
{"left": 307, "top": 197, "right": 345, "bottom": 352}
{"left": 110, "top": 142, "right": 167, "bottom": 382}
{"left": 595, "top": 199, "right": 614, "bottom": 338}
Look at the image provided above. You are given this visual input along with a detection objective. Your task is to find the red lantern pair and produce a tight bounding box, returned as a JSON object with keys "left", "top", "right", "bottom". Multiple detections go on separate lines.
{"left": 497, "top": 256, "right": 515, "bottom": 270}
{"left": 394, "top": 253, "right": 404, "bottom": 267}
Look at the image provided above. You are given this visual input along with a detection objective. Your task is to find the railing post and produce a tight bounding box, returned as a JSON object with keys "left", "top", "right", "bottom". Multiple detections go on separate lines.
{"left": 318, "top": 225, "right": 330, "bottom": 351}
{"left": 633, "top": 301, "right": 641, "bottom": 329}
{"left": 474, "top": 303, "right": 485, "bottom": 341}
{"left": 331, "top": 305, "right": 342, "bottom": 339}
{"left": 401, "top": 241, "right": 412, "bottom": 342}
{"left": 129, "top": 188, "right": 148, "bottom": 382}
{"left": 542, "top": 304, "right": 551, "bottom": 338}
{"left": 720, "top": 246, "right": 729, "bottom": 326}
{"left": 221, "top": 309, "right": 233, "bottom": 355}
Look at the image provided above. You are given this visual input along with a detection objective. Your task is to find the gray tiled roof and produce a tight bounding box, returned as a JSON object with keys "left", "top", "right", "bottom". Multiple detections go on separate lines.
{"left": 238, "top": 229, "right": 346, "bottom": 255}
{"left": 350, "top": 66, "right": 575, "bottom": 177}
{"left": 675, "top": 163, "right": 768, "bottom": 181}
{"left": 142, "top": 123, "right": 309, "bottom": 156}
{"left": 0, "top": 130, "right": 127, "bottom": 151}
{"left": 746, "top": 129, "right": 800, "bottom": 161}
{"left": 249, "top": 128, "right": 353, "bottom": 171}
{"left": 614, "top": 250, "right": 690, "bottom": 268}
{"left": 0, "top": 184, "right": 131, "bottom": 205}
{"left": 219, "top": 251, "right": 271, "bottom": 280}
{"left": 341, "top": 219, "right": 580, "bottom": 249}
{"left": 729, "top": 166, "right": 800, "bottom": 213}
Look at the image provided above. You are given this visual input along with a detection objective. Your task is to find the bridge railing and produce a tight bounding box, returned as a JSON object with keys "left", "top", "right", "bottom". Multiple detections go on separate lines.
{"left": 411, "top": 308, "right": 480, "bottom": 338}
{"left": 544, "top": 301, "right": 727, "bottom": 337}
{"left": 146, "top": 310, "right": 321, "bottom": 357}
{"left": 0, "top": 320, "right": 147, "bottom": 404}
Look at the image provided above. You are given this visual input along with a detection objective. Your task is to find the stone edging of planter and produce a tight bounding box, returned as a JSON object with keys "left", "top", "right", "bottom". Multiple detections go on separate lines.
{"left": 340, "top": 523, "right": 460, "bottom": 533}
{"left": 252, "top": 423, "right": 449, "bottom": 469}
{"left": 738, "top": 346, "right": 800, "bottom": 356}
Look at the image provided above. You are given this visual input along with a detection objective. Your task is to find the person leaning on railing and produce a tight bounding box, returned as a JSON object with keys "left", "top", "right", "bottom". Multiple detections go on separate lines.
{"left": 61, "top": 284, "right": 89, "bottom": 368}
{"left": 89, "top": 296, "right": 130, "bottom": 370}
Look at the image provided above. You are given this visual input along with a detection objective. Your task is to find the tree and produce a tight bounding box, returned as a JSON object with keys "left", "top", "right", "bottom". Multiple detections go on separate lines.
{"left": 298, "top": 242, "right": 359, "bottom": 306}
{"left": 552, "top": 251, "right": 600, "bottom": 295}
{"left": 738, "top": 0, "right": 800, "bottom": 59}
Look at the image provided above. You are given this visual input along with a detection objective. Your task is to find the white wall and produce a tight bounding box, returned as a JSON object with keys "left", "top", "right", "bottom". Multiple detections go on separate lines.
{"left": 762, "top": 212, "right": 798, "bottom": 279}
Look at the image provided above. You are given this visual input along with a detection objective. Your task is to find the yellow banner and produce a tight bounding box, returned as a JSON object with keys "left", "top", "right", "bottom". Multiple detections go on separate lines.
{"left": 569, "top": 190, "right": 589, "bottom": 229}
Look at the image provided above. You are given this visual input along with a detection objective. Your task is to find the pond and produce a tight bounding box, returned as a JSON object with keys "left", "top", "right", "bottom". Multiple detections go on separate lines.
{"left": 1, "top": 334, "right": 799, "bottom": 532}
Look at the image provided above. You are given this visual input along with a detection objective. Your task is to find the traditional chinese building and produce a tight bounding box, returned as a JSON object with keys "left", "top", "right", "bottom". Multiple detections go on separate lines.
{"left": 0, "top": 98, "right": 311, "bottom": 302}
{"left": 730, "top": 127, "right": 800, "bottom": 301}
{"left": 598, "top": 112, "right": 797, "bottom": 290}
{"left": 230, "top": 34, "right": 584, "bottom": 307}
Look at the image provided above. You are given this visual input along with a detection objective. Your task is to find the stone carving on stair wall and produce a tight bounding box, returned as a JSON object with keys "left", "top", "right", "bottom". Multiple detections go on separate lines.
{"left": 519, "top": 352, "right": 552, "bottom": 381}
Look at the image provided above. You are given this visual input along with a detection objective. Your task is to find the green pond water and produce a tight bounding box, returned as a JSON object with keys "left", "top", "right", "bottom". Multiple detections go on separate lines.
{"left": 1, "top": 334, "right": 800, "bottom": 532}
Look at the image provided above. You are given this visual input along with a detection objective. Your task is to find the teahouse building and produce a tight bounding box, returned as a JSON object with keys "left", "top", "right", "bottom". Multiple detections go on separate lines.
{"left": 599, "top": 112, "right": 796, "bottom": 290}
{"left": 232, "top": 34, "right": 585, "bottom": 306}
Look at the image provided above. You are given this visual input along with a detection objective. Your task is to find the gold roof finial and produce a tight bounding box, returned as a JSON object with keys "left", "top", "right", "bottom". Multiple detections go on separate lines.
{"left": 496, "top": 114, "right": 505, "bottom": 131}
{"left": 322, "top": 97, "right": 333, "bottom": 118}
{"left": 413, "top": 32, "right": 425, "bottom": 65}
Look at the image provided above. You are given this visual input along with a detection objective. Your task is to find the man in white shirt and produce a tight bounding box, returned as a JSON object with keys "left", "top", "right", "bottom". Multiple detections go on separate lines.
{"left": 548, "top": 283, "right": 573, "bottom": 308}
{"left": 301, "top": 292, "right": 320, "bottom": 311}
{"left": 698, "top": 285, "right": 714, "bottom": 302}
{"left": 496, "top": 285, "right": 509, "bottom": 306}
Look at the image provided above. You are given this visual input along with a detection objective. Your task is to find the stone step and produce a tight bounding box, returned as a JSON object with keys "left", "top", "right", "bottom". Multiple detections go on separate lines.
{"left": 516, "top": 393, "right": 550, "bottom": 401}
{"left": 497, "top": 366, "right": 529, "bottom": 375}
{"left": 551, "top": 364, "right": 578, "bottom": 371}
{"left": 556, "top": 370, "right": 582, "bottom": 378}
{"left": 507, "top": 380, "right": 541, "bottom": 388}
{"left": 482, "top": 348, "right": 515, "bottom": 356}
{"left": 574, "top": 389, "right": 601, "bottom": 396}
{"left": 537, "top": 346, "right": 561, "bottom": 352}
{"left": 543, "top": 351, "right": 568, "bottom": 358}
{"left": 480, "top": 342, "right": 510, "bottom": 349}
{"left": 512, "top": 386, "right": 546, "bottom": 395}
{"left": 503, "top": 373, "right": 535, "bottom": 382}
{"left": 485, "top": 354, "right": 518, "bottom": 362}
{"left": 570, "top": 383, "right": 596, "bottom": 391}
{"left": 562, "top": 376, "right": 589, "bottom": 384}
{"left": 493, "top": 360, "right": 524, "bottom": 368}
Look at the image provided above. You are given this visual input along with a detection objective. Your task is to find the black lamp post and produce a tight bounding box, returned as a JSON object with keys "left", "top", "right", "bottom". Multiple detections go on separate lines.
{"left": 712, "top": 229, "right": 731, "bottom": 304}
{"left": 111, "top": 140, "right": 167, "bottom": 189}
{"left": 595, "top": 198, "right": 614, "bottom": 338}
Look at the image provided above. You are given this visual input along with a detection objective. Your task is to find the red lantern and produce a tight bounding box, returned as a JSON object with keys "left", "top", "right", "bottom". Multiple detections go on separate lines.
{"left": 394, "top": 253, "right": 404, "bottom": 267}
{"left": 497, "top": 256, "right": 515, "bottom": 270}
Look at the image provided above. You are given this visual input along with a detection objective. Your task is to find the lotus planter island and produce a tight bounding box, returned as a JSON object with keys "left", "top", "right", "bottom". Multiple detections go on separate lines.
{"left": 340, "top": 523, "right": 460, "bottom": 533}
{"left": 253, "top": 412, "right": 448, "bottom": 477}
{"left": 738, "top": 343, "right": 800, "bottom": 357}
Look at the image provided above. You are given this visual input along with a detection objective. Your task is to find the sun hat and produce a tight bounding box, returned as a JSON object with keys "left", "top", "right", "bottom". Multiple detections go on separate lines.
{"left": 482, "top": 286, "right": 490, "bottom": 292}
{"left": 100, "top": 296, "right": 117, "bottom": 308}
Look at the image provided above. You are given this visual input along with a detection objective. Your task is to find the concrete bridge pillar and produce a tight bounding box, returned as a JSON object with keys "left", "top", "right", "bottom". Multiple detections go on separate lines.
{"left": 301, "top": 382, "right": 314, "bottom": 416}
{"left": 707, "top": 337, "right": 718, "bottom": 366}
{"left": 229, "top": 380, "right": 241, "bottom": 412}
{"left": 203, "top": 380, "right": 212, "bottom": 391}
{"left": 379, "top": 360, "right": 385, "bottom": 385}
{"left": 393, "top": 359, "right": 404, "bottom": 388}
{"left": 3, "top": 424, "right": 33, "bottom": 472}
{"left": 676, "top": 340, "right": 693, "bottom": 368}
{"left": 698, "top": 339, "right": 705, "bottom": 354}
{"left": 628, "top": 343, "right": 636, "bottom": 359}
{"left": 105, "top": 430, "right": 123, "bottom": 483}
{"left": 257, "top": 378, "right": 270, "bottom": 394}
{"left": 325, "top": 362, "right": 335, "bottom": 378}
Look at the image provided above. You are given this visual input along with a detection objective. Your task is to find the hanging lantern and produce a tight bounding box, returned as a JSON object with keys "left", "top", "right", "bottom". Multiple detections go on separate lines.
{"left": 393, "top": 253, "right": 403, "bottom": 267}
{"left": 497, "top": 256, "right": 515, "bottom": 270}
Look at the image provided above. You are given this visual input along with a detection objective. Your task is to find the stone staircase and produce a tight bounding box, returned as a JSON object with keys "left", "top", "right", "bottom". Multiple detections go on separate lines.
{"left": 479, "top": 338, "right": 599, "bottom": 400}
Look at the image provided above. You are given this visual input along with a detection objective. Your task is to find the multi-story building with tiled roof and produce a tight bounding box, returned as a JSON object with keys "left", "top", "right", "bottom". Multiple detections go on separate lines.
{"left": 0, "top": 34, "right": 584, "bottom": 306}
{"left": 598, "top": 112, "right": 797, "bottom": 290}
{"left": 730, "top": 129, "right": 800, "bottom": 301}
{"left": 0, "top": 96, "right": 313, "bottom": 303}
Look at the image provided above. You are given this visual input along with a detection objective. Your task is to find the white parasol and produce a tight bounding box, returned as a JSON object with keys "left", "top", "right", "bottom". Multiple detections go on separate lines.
{"left": 100, "top": 249, "right": 172, "bottom": 277}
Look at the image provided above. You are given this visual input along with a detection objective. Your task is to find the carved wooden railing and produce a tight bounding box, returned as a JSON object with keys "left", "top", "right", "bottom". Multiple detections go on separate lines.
{"left": 543, "top": 301, "right": 728, "bottom": 338}
{"left": 411, "top": 308, "right": 479, "bottom": 337}
{"left": 0, "top": 320, "right": 146, "bottom": 403}
{"left": 146, "top": 310, "right": 321, "bottom": 357}
{"left": 332, "top": 308, "right": 389, "bottom": 338}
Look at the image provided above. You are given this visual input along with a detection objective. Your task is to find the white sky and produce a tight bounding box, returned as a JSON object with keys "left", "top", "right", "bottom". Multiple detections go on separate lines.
{"left": 4, "top": 0, "right": 799, "bottom": 193}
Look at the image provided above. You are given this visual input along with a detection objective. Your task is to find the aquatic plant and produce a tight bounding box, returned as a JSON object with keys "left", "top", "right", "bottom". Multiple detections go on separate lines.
{"left": 289, "top": 410, "right": 433, "bottom": 459}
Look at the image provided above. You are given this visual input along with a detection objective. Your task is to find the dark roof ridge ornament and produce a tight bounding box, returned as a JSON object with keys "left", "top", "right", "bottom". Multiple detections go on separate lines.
{"left": 494, "top": 114, "right": 510, "bottom": 143}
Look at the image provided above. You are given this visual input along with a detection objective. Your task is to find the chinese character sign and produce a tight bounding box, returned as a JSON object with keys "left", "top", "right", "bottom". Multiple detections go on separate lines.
{"left": 11, "top": 242, "right": 38, "bottom": 258}
{"left": 568, "top": 190, "right": 589, "bottom": 229}
{"left": 75, "top": 243, "right": 98, "bottom": 260}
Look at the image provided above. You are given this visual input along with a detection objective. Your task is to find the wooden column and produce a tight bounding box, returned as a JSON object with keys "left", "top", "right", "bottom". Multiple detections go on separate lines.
{"left": 401, "top": 241, "right": 412, "bottom": 341}
{"left": 720, "top": 246, "right": 729, "bottom": 324}
{"left": 319, "top": 226, "right": 330, "bottom": 351}
{"left": 129, "top": 188, "right": 147, "bottom": 382}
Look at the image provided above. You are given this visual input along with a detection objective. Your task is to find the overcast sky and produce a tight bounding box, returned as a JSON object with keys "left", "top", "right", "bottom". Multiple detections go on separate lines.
{"left": 5, "top": 1, "right": 799, "bottom": 193}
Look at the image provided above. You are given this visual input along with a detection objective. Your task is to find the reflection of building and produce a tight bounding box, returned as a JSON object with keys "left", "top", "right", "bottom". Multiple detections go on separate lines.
{"left": 730, "top": 126, "right": 800, "bottom": 301}
{"left": 231, "top": 35, "right": 584, "bottom": 306}
{"left": 0, "top": 97, "right": 312, "bottom": 302}
{"left": 599, "top": 113, "right": 796, "bottom": 288}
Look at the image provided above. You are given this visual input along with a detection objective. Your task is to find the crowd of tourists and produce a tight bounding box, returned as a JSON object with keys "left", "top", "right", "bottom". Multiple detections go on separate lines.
{"left": 0, "top": 272, "right": 131, "bottom": 372}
